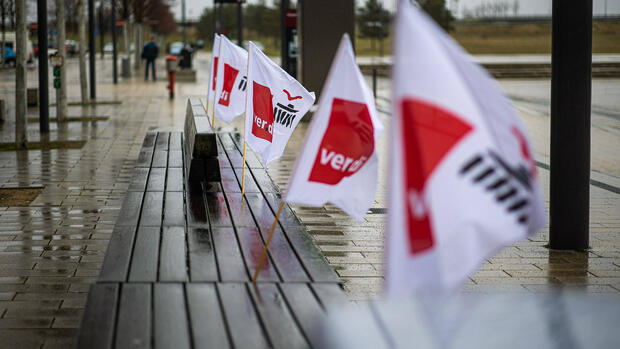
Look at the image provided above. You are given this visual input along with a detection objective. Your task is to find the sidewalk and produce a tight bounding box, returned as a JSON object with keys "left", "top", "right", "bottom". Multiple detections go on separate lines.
{"left": 0, "top": 52, "right": 618, "bottom": 347}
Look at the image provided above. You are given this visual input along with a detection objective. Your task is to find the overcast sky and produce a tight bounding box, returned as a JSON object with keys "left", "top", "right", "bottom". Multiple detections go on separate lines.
{"left": 172, "top": 0, "right": 620, "bottom": 21}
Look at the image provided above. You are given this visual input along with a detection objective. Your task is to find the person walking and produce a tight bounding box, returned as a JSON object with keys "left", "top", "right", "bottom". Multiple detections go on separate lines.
{"left": 142, "top": 37, "right": 159, "bottom": 81}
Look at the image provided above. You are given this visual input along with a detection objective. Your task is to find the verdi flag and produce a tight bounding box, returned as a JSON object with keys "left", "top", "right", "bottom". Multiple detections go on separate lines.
{"left": 206, "top": 34, "right": 221, "bottom": 114}
{"left": 386, "top": 1, "right": 545, "bottom": 295}
{"left": 214, "top": 35, "right": 248, "bottom": 124}
{"left": 244, "top": 41, "right": 315, "bottom": 166}
{"left": 285, "top": 34, "right": 384, "bottom": 221}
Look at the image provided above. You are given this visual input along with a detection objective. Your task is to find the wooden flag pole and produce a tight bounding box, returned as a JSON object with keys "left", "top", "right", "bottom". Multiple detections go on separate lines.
{"left": 211, "top": 102, "right": 216, "bottom": 128}
{"left": 252, "top": 201, "right": 285, "bottom": 283}
{"left": 241, "top": 142, "right": 247, "bottom": 195}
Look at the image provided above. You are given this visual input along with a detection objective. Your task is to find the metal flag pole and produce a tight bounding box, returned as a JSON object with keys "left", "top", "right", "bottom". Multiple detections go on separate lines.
{"left": 251, "top": 201, "right": 285, "bottom": 283}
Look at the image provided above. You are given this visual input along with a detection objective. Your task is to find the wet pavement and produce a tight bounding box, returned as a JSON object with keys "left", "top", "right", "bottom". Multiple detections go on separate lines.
{"left": 0, "top": 52, "right": 618, "bottom": 348}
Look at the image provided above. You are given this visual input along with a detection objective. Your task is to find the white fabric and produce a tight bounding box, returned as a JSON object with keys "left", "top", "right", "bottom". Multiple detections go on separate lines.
{"left": 285, "top": 34, "right": 384, "bottom": 222}
{"left": 206, "top": 34, "right": 221, "bottom": 103}
{"left": 386, "top": 1, "right": 546, "bottom": 296}
{"left": 214, "top": 35, "right": 248, "bottom": 124}
{"left": 244, "top": 42, "right": 315, "bottom": 166}
{"left": 206, "top": 34, "right": 221, "bottom": 118}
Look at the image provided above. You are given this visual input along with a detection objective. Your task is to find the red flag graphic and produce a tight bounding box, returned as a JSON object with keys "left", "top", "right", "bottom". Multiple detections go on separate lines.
{"left": 251, "top": 81, "right": 274, "bottom": 142}
{"left": 401, "top": 98, "right": 472, "bottom": 254}
{"left": 308, "top": 98, "right": 375, "bottom": 185}
{"left": 218, "top": 63, "right": 239, "bottom": 107}
{"left": 211, "top": 57, "right": 219, "bottom": 91}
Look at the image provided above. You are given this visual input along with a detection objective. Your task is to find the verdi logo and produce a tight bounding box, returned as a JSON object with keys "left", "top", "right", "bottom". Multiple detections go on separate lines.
{"left": 400, "top": 98, "right": 472, "bottom": 254}
{"left": 308, "top": 98, "right": 375, "bottom": 185}
{"left": 218, "top": 63, "right": 239, "bottom": 106}
{"left": 251, "top": 81, "right": 274, "bottom": 142}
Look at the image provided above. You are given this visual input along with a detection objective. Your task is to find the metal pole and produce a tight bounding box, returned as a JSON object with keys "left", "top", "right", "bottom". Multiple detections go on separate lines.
{"left": 182, "top": 0, "right": 186, "bottom": 45}
{"left": 37, "top": 0, "right": 49, "bottom": 132}
{"left": 237, "top": 0, "right": 242, "bottom": 46}
{"left": 15, "top": 0, "right": 27, "bottom": 148}
{"left": 372, "top": 67, "right": 377, "bottom": 99}
{"left": 89, "top": 0, "right": 96, "bottom": 99}
{"left": 549, "top": 0, "right": 592, "bottom": 250}
{"left": 213, "top": 0, "right": 217, "bottom": 34}
{"left": 99, "top": 3, "right": 104, "bottom": 59}
{"left": 112, "top": 0, "right": 117, "bottom": 83}
{"left": 219, "top": 2, "right": 223, "bottom": 34}
{"left": 280, "top": 0, "right": 288, "bottom": 71}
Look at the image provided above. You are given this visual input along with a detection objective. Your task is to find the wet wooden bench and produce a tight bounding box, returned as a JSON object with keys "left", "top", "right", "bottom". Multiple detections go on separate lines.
{"left": 76, "top": 100, "right": 344, "bottom": 349}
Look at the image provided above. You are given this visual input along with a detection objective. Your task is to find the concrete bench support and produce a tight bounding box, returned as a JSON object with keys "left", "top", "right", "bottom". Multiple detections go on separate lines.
{"left": 183, "top": 98, "right": 220, "bottom": 182}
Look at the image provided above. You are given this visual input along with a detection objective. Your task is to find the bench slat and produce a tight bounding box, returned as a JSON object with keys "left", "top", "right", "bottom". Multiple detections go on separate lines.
{"left": 116, "top": 191, "right": 144, "bottom": 227}
{"left": 168, "top": 150, "right": 183, "bottom": 168}
{"left": 115, "top": 283, "right": 151, "bottom": 349}
{"left": 188, "top": 228, "right": 219, "bottom": 281}
{"left": 146, "top": 168, "right": 166, "bottom": 192}
{"left": 245, "top": 194, "right": 310, "bottom": 283}
{"left": 76, "top": 283, "right": 119, "bottom": 349}
{"left": 212, "top": 228, "right": 248, "bottom": 282}
{"left": 135, "top": 149, "right": 154, "bottom": 168}
{"left": 249, "top": 169, "right": 280, "bottom": 193}
{"left": 186, "top": 185, "right": 209, "bottom": 227}
{"left": 159, "top": 226, "right": 188, "bottom": 282}
{"left": 279, "top": 283, "right": 327, "bottom": 349}
{"left": 218, "top": 283, "right": 271, "bottom": 349}
{"left": 236, "top": 227, "right": 280, "bottom": 282}
{"left": 283, "top": 226, "right": 341, "bottom": 283}
{"left": 154, "top": 284, "right": 192, "bottom": 349}
{"left": 229, "top": 166, "right": 262, "bottom": 193}
{"left": 128, "top": 167, "right": 149, "bottom": 192}
{"left": 264, "top": 193, "right": 304, "bottom": 227}
{"left": 311, "top": 284, "right": 349, "bottom": 309}
{"left": 206, "top": 192, "right": 233, "bottom": 227}
{"left": 165, "top": 167, "right": 184, "bottom": 192}
{"left": 225, "top": 193, "right": 259, "bottom": 228}
{"left": 169, "top": 132, "right": 182, "bottom": 151}
{"left": 186, "top": 284, "right": 231, "bottom": 348}
{"left": 140, "top": 192, "right": 164, "bottom": 227}
{"left": 99, "top": 226, "right": 136, "bottom": 282}
{"left": 141, "top": 131, "right": 157, "bottom": 149}
{"left": 249, "top": 283, "right": 310, "bottom": 349}
{"left": 129, "top": 227, "right": 160, "bottom": 282}
{"left": 151, "top": 151, "right": 168, "bottom": 168}
{"left": 163, "top": 191, "right": 185, "bottom": 227}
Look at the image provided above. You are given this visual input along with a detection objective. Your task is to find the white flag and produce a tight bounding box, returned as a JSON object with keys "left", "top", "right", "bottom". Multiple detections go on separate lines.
{"left": 214, "top": 35, "right": 248, "bottom": 124}
{"left": 206, "top": 34, "right": 221, "bottom": 115}
{"left": 285, "top": 34, "right": 384, "bottom": 221}
{"left": 244, "top": 42, "right": 315, "bottom": 166}
{"left": 386, "top": 1, "right": 546, "bottom": 295}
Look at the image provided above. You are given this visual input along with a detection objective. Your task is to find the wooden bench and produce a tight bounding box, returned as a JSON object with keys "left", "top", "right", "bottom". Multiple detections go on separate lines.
{"left": 76, "top": 100, "right": 345, "bottom": 349}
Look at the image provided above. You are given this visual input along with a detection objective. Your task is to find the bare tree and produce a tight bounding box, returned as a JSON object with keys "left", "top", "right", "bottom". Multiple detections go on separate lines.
{"left": 78, "top": 0, "right": 88, "bottom": 103}
{"left": 15, "top": 0, "right": 26, "bottom": 148}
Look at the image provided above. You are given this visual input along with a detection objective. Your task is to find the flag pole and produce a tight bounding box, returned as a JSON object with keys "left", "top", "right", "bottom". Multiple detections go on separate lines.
{"left": 251, "top": 201, "right": 285, "bottom": 283}
{"left": 211, "top": 104, "right": 216, "bottom": 128}
{"left": 241, "top": 142, "right": 248, "bottom": 195}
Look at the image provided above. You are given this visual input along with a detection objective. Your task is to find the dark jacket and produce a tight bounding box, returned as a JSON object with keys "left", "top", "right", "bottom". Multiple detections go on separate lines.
{"left": 142, "top": 42, "right": 159, "bottom": 60}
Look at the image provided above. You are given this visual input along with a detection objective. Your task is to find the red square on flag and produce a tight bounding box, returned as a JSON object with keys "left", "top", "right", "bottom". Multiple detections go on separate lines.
{"left": 251, "top": 81, "right": 274, "bottom": 142}
{"left": 218, "top": 63, "right": 239, "bottom": 106}
{"left": 308, "top": 98, "right": 374, "bottom": 185}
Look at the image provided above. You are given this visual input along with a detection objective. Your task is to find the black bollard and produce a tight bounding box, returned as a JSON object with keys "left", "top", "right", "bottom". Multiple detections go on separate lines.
{"left": 549, "top": 0, "right": 592, "bottom": 250}
{"left": 372, "top": 67, "right": 377, "bottom": 100}
{"left": 37, "top": 0, "right": 49, "bottom": 132}
{"left": 88, "top": 0, "right": 96, "bottom": 99}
